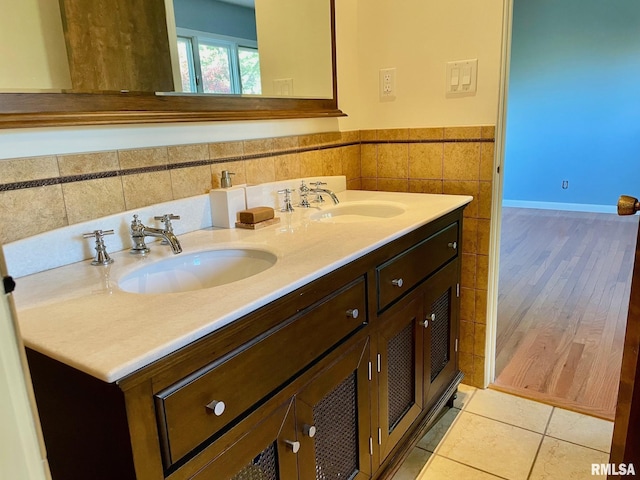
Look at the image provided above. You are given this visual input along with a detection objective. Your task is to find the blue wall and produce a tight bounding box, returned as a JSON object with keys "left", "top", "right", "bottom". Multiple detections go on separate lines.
{"left": 504, "top": 0, "right": 640, "bottom": 209}
{"left": 173, "top": 0, "right": 257, "bottom": 41}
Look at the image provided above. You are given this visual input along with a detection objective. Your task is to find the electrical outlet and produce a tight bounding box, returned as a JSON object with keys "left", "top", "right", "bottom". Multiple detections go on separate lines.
{"left": 379, "top": 68, "right": 396, "bottom": 101}
{"left": 562, "top": 180, "right": 569, "bottom": 189}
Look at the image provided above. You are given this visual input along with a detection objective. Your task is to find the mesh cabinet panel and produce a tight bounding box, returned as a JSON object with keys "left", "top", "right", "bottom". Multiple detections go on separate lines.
{"left": 313, "top": 372, "right": 359, "bottom": 480}
{"left": 387, "top": 323, "right": 415, "bottom": 432}
{"left": 430, "top": 291, "right": 450, "bottom": 383}
{"left": 232, "top": 442, "right": 279, "bottom": 480}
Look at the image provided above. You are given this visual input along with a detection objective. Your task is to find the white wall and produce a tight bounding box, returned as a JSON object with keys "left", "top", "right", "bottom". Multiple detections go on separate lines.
{"left": 352, "top": 0, "right": 504, "bottom": 129}
{"left": 0, "top": 0, "right": 70, "bottom": 90}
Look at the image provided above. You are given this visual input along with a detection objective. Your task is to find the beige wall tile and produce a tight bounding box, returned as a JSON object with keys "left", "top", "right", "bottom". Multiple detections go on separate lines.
{"left": 211, "top": 161, "right": 247, "bottom": 188}
{"left": 462, "top": 217, "right": 478, "bottom": 254}
{"left": 322, "top": 148, "right": 342, "bottom": 177}
{"left": 476, "top": 255, "right": 489, "bottom": 290}
{"left": 57, "top": 152, "right": 118, "bottom": 176}
{"left": 409, "top": 179, "right": 443, "bottom": 194}
{"left": 167, "top": 144, "right": 209, "bottom": 165}
{"left": 459, "top": 352, "right": 474, "bottom": 382}
{"left": 0, "top": 186, "right": 67, "bottom": 244}
{"left": 359, "top": 129, "right": 377, "bottom": 141}
{"left": 461, "top": 253, "right": 477, "bottom": 289}
{"left": 272, "top": 135, "right": 299, "bottom": 152}
{"left": 341, "top": 145, "right": 361, "bottom": 181}
{"left": 170, "top": 165, "right": 213, "bottom": 199}
{"left": 299, "top": 132, "right": 341, "bottom": 148}
{"left": 347, "top": 178, "right": 362, "bottom": 190}
{"left": 245, "top": 157, "right": 275, "bottom": 184}
{"left": 274, "top": 154, "right": 301, "bottom": 180}
{"left": 475, "top": 290, "right": 487, "bottom": 324}
{"left": 474, "top": 323, "right": 486, "bottom": 357}
{"left": 409, "top": 143, "right": 443, "bottom": 179}
{"left": 119, "top": 147, "right": 168, "bottom": 169}
{"left": 243, "top": 138, "right": 274, "bottom": 156}
{"left": 409, "top": 127, "right": 444, "bottom": 140}
{"left": 477, "top": 219, "right": 491, "bottom": 255}
{"left": 209, "top": 141, "right": 243, "bottom": 160}
{"left": 443, "top": 143, "right": 481, "bottom": 181}
{"left": 444, "top": 126, "right": 482, "bottom": 139}
{"left": 478, "top": 181, "right": 492, "bottom": 219}
{"left": 459, "top": 320, "right": 475, "bottom": 354}
{"left": 361, "top": 178, "right": 377, "bottom": 191}
{"left": 378, "top": 144, "right": 408, "bottom": 178}
{"left": 480, "top": 143, "right": 495, "bottom": 181}
{"left": 472, "top": 355, "right": 485, "bottom": 388}
{"left": 460, "top": 287, "right": 476, "bottom": 322}
{"left": 62, "top": 177, "right": 126, "bottom": 224}
{"left": 122, "top": 171, "right": 173, "bottom": 210}
{"left": 340, "top": 130, "right": 360, "bottom": 143}
{"left": 481, "top": 125, "right": 496, "bottom": 139}
{"left": 299, "top": 150, "right": 324, "bottom": 178}
{"left": 361, "top": 144, "right": 378, "bottom": 177}
{"left": 377, "top": 128, "right": 409, "bottom": 141}
{"left": 443, "top": 180, "right": 479, "bottom": 218}
{"left": 377, "top": 178, "right": 408, "bottom": 192}
{"left": 0, "top": 156, "right": 59, "bottom": 183}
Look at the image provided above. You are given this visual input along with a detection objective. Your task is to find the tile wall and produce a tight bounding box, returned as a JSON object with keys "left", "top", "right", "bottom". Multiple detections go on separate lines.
{"left": 0, "top": 126, "right": 495, "bottom": 387}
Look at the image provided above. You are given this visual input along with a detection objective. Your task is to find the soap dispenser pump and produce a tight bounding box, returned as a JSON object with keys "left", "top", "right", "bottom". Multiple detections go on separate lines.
{"left": 220, "top": 170, "right": 235, "bottom": 188}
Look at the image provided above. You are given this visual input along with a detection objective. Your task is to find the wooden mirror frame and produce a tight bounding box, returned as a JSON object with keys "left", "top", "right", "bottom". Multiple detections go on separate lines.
{"left": 0, "top": 1, "right": 342, "bottom": 129}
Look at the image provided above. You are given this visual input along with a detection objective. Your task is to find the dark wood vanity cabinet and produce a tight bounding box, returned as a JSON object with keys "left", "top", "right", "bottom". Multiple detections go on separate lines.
{"left": 26, "top": 208, "right": 465, "bottom": 480}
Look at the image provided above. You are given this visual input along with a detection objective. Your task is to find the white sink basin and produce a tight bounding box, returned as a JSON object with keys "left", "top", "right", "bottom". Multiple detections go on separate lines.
{"left": 309, "top": 201, "right": 405, "bottom": 223}
{"left": 118, "top": 249, "right": 277, "bottom": 295}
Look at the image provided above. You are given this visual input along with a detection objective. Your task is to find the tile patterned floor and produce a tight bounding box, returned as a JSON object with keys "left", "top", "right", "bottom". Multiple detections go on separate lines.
{"left": 392, "top": 385, "right": 614, "bottom": 480}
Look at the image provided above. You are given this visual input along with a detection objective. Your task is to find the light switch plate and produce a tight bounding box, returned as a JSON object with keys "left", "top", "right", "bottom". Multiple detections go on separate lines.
{"left": 446, "top": 59, "right": 477, "bottom": 96}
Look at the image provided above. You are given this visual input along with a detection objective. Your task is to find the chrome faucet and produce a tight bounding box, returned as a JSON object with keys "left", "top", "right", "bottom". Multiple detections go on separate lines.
{"left": 130, "top": 214, "right": 182, "bottom": 255}
{"left": 310, "top": 181, "right": 340, "bottom": 204}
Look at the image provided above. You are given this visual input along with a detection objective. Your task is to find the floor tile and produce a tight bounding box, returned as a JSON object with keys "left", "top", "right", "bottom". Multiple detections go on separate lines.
{"left": 416, "top": 407, "right": 460, "bottom": 453}
{"left": 436, "top": 411, "right": 542, "bottom": 480}
{"left": 546, "top": 408, "right": 614, "bottom": 453}
{"left": 466, "top": 388, "right": 553, "bottom": 433}
{"left": 391, "top": 447, "right": 432, "bottom": 480}
{"left": 418, "top": 455, "right": 505, "bottom": 480}
{"left": 529, "top": 437, "right": 610, "bottom": 480}
{"left": 454, "top": 383, "right": 476, "bottom": 409}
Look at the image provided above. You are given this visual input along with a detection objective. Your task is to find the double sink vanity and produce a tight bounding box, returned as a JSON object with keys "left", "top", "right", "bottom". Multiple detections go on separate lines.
{"left": 12, "top": 181, "right": 471, "bottom": 480}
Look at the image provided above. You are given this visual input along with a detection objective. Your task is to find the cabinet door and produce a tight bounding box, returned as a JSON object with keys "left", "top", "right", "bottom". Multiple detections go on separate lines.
{"left": 191, "top": 400, "right": 298, "bottom": 480}
{"left": 377, "top": 297, "right": 424, "bottom": 461}
{"left": 297, "top": 338, "right": 372, "bottom": 480}
{"left": 423, "top": 260, "right": 460, "bottom": 408}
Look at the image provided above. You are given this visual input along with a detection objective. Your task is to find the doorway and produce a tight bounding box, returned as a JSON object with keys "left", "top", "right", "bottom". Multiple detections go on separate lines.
{"left": 490, "top": 0, "right": 640, "bottom": 420}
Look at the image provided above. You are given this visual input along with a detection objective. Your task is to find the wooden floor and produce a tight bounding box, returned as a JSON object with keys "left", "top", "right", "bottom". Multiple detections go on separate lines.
{"left": 492, "top": 207, "right": 638, "bottom": 420}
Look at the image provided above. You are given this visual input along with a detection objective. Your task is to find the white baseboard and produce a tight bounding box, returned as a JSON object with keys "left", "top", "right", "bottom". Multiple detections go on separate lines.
{"left": 502, "top": 199, "right": 617, "bottom": 214}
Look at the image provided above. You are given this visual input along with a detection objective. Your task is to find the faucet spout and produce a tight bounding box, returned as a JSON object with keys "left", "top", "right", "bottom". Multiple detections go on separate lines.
{"left": 130, "top": 214, "right": 182, "bottom": 255}
{"left": 142, "top": 227, "right": 183, "bottom": 254}
{"left": 310, "top": 188, "right": 340, "bottom": 204}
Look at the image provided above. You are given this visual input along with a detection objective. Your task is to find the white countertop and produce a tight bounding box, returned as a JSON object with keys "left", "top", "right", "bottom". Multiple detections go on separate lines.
{"left": 13, "top": 190, "right": 471, "bottom": 383}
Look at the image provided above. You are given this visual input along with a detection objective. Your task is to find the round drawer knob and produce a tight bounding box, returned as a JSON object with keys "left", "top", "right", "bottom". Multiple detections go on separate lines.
{"left": 346, "top": 308, "right": 359, "bottom": 319}
{"left": 285, "top": 440, "right": 300, "bottom": 453}
{"left": 303, "top": 424, "right": 317, "bottom": 438}
{"left": 205, "top": 400, "right": 226, "bottom": 416}
{"left": 448, "top": 241, "right": 457, "bottom": 250}
{"left": 420, "top": 319, "right": 429, "bottom": 328}
{"left": 391, "top": 278, "right": 403, "bottom": 288}
{"left": 430, "top": 313, "right": 436, "bottom": 321}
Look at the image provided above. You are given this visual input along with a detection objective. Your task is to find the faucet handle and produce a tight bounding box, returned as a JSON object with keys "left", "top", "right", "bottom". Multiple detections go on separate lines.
{"left": 83, "top": 229, "right": 115, "bottom": 266}
{"left": 154, "top": 214, "right": 180, "bottom": 244}
{"left": 310, "top": 180, "right": 327, "bottom": 188}
{"left": 277, "top": 189, "right": 295, "bottom": 212}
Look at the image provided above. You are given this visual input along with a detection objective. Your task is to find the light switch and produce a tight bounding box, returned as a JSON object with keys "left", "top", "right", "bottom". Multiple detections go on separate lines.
{"left": 446, "top": 59, "right": 477, "bottom": 96}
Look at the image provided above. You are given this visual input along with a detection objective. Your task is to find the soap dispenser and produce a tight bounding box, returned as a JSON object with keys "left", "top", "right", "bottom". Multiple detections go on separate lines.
{"left": 221, "top": 170, "right": 235, "bottom": 188}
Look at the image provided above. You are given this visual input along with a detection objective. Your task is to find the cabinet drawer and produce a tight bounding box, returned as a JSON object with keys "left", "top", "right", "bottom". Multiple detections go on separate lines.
{"left": 155, "top": 277, "right": 366, "bottom": 466}
{"left": 377, "top": 222, "right": 458, "bottom": 312}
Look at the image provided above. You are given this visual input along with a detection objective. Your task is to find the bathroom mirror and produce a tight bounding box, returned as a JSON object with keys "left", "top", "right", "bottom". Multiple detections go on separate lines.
{"left": 0, "top": 0, "right": 341, "bottom": 128}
